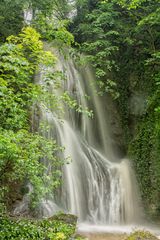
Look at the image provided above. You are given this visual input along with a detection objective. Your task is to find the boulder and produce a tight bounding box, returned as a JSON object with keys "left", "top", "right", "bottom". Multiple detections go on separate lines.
{"left": 48, "top": 213, "right": 77, "bottom": 225}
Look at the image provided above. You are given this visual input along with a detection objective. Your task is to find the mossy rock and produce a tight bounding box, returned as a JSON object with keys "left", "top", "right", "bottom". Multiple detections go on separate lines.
{"left": 125, "top": 230, "right": 158, "bottom": 240}
{"left": 48, "top": 213, "right": 77, "bottom": 225}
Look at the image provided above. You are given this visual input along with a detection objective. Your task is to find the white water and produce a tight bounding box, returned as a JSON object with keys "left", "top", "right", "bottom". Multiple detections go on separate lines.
{"left": 78, "top": 223, "right": 160, "bottom": 237}
{"left": 14, "top": 50, "right": 142, "bottom": 226}
{"left": 37, "top": 51, "right": 142, "bottom": 225}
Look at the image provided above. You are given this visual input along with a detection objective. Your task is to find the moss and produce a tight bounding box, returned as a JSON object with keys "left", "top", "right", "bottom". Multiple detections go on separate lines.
{"left": 128, "top": 109, "right": 160, "bottom": 216}
{"left": 125, "top": 230, "right": 158, "bottom": 240}
{"left": 49, "top": 213, "right": 77, "bottom": 225}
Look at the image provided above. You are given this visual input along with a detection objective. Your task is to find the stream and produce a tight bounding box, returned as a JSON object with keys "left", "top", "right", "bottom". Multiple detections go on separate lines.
{"left": 78, "top": 223, "right": 160, "bottom": 240}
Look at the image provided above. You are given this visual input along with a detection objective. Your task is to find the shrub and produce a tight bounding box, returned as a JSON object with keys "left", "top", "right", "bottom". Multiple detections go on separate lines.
{"left": 0, "top": 214, "right": 78, "bottom": 240}
{"left": 125, "top": 230, "right": 158, "bottom": 240}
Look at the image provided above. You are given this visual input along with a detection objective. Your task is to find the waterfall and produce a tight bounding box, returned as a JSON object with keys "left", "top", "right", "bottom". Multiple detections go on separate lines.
{"left": 37, "top": 50, "right": 142, "bottom": 225}
{"left": 14, "top": 49, "right": 142, "bottom": 225}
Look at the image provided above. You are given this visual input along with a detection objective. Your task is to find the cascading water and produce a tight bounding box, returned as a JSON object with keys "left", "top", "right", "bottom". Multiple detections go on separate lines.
{"left": 37, "top": 50, "right": 142, "bottom": 225}
{"left": 14, "top": 49, "right": 142, "bottom": 225}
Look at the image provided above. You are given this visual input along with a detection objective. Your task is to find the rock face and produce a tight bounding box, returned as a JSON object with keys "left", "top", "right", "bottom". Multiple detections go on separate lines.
{"left": 104, "top": 95, "right": 126, "bottom": 158}
{"left": 129, "top": 92, "right": 147, "bottom": 116}
{"left": 105, "top": 90, "right": 147, "bottom": 155}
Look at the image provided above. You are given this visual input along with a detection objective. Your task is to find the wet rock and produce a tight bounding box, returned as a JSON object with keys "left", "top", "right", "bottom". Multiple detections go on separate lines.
{"left": 129, "top": 92, "right": 147, "bottom": 116}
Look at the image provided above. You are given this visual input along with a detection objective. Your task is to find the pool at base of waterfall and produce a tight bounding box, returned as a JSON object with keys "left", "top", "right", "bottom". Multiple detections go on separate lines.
{"left": 77, "top": 223, "right": 160, "bottom": 239}
{"left": 80, "top": 233, "right": 126, "bottom": 240}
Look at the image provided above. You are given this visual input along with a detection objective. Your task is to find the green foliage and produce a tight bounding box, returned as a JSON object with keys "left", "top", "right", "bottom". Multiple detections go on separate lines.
{"left": 33, "top": 15, "right": 74, "bottom": 47}
{"left": 71, "top": 0, "right": 120, "bottom": 98}
{"left": 41, "top": 218, "right": 75, "bottom": 240}
{"left": 0, "top": 0, "right": 71, "bottom": 41}
{"left": 129, "top": 117, "right": 154, "bottom": 208}
{"left": 0, "top": 215, "right": 77, "bottom": 240}
{"left": 72, "top": 0, "right": 160, "bottom": 217}
{"left": 0, "top": 27, "right": 63, "bottom": 213}
{"left": 0, "top": 0, "right": 159, "bottom": 221}
{"left": 0, "top": 129, "right": 62, "bottom": 209}
{"left": 0, "top": 217, "right": 43, "bottom": 239}
{"left": 118, "top": 0, "right": 160, "bottom": 9}
{"left": 0, "top": 0, "right": 24, "bottom": 40}
{"left": 61, "top": 91, "right": 93, "bottom": 117}
{"left": 0, "top": 26, "right": 55, "bottom": 132}
{"left": 0, "top": 25, "right": 92, "bottom": 213}
{"left": 29, "top": 0, "right": 70, "bottom": 18}
{"left": 125, "top": 230, "right": 158, "bottom": 240}
{"left": 127, "top": 46, "right": 160, "bottom": 214}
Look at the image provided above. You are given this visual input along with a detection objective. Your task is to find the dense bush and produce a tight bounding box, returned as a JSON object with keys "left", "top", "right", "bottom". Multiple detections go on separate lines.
{"left": 0, "top": 214, "right": 79, "bottom": 240}
{"left": 0, "top": 27, "right": 62, "bottom": 213}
